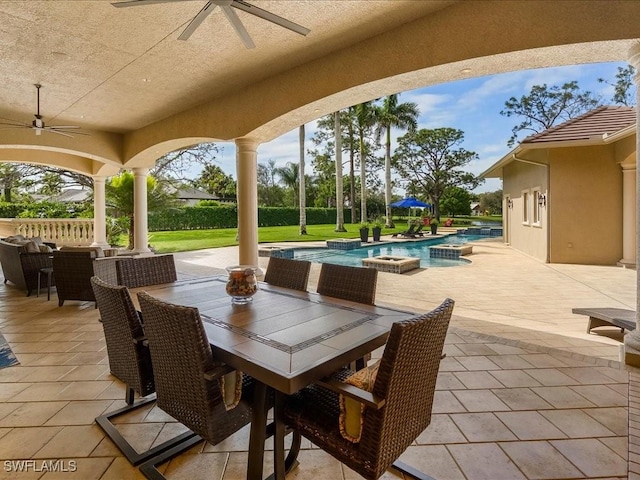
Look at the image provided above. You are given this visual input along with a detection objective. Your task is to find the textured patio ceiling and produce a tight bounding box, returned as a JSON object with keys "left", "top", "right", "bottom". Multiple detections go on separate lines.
{"left": 0, "top": 0, "right": 639, "bottom": 172}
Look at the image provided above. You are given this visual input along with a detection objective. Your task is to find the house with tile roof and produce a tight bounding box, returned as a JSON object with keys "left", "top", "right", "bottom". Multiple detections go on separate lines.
{"left": 481, "top": 106, "right": 636, "bottom": 266}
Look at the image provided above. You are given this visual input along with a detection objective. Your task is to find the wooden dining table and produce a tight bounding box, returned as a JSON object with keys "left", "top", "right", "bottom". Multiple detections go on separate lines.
{"left": 140, "top": 276, "right": 415, "bottom": 480}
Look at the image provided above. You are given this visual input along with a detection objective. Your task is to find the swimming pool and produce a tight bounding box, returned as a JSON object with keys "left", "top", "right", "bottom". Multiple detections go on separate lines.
{"left": 292, "top": 234, "right": 486, "bottom": 268}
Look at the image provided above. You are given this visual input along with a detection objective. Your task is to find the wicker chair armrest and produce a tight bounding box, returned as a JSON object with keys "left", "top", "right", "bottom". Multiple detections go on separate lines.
{"left": 203, "top": 364, "right": 235, "bottom": 381}
{"left": 315, "top": 378, "right": 385, "bottom": 410}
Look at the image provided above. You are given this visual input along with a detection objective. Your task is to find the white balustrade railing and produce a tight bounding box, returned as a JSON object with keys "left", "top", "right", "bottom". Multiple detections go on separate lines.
{"left": 0, "top": 218, "right": 94, "bottom": 246}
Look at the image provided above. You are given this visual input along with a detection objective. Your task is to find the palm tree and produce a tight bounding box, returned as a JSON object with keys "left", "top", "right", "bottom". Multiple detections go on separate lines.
{"left": 106, "top": 171, "right": 176, "bottom": 249}
{"left": 354, "top": 101, "right": 377, "bottom": 223}
{"left": 299, "top": 125, "right": 307, "bottom": 235}
{"left": 276, "top": 162, "right": 300, "bottom": 206}
{"left": 375, "top": 94, "right": 419, "bottom": 228}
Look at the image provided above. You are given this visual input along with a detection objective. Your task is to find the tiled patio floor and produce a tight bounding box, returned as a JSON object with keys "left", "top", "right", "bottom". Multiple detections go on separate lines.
{"left": 0, "top": 238, "right": 635, "bottom": 479}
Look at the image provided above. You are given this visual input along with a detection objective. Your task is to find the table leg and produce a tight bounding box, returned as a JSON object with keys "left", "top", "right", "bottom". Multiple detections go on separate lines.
{"left": 247, "top": 382, "right": 268, "bottom": 480}
{"left": 273, "top": 391, "right": 286, "bottom": 480}
{"left": 37, "top": 271, "right": 41, "bottom": 298}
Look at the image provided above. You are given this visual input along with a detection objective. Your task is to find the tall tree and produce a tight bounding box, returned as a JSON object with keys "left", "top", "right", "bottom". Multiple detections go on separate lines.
{"left": 298, "top": 125, "right": 307, "bottom": 235}
{"left": 151, "top": 143, "right": 221, "bottom": 182}
{"left": 598, "top": 65, "right": 636, "bottom": 106}
{"left": 500, "top": 81, "right": 601, "bottom": 147}
{"left": 375, "top": 94, "right": 419, "bottom": 227}
{"left": 276, "top": 162, "right": 300, "bottom": 206}
{"left": 334, "top": 111, "right": 346, "bottom": 232}
{"left": 354, "top": 101, "right": 378, "bottom": 223}
{"left": 106, "top": 171, "right": 177, "bottom": 249}
{"left": 194, "top": 164, "right": 236, "bottom": 198}
{"left": 393, "top": 128, "right": 483, "bottom": 220}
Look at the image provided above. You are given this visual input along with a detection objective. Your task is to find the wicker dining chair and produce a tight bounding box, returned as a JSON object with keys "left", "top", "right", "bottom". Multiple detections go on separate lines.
{"left": 90, "top": 277, "right": 197, "bottom": 466}
{"left": 317, "top": 263, "right": 378, "bottom": 305}
{"left": 136, "top": 292, "right": 301, "bottom": 480}
{"left": 282, "top": 298, "right": 454, "bottom": 480}
{"left": 264, "top": 256, "right": 311, "bottom": 291}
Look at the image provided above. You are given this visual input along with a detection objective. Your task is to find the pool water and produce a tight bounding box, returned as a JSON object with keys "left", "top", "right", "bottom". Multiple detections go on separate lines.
{"left": 292, "top": 235, "right": 487, "bottom": 268}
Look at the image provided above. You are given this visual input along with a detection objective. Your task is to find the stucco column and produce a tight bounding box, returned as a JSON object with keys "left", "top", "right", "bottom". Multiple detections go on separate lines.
{"left": 624, "top": 42, "right": 640, "bottom": 355}
{"left": 619, "top": 164, "right": 637, "bottom": 267}
{"left": 235, "top": 137, "right": 260, "bottom": 267}
{"left": 91, "top": 176, "right": 109, "bottom": 248}
{"left": 132, "top": 167, "right": 151, "bottom": 254}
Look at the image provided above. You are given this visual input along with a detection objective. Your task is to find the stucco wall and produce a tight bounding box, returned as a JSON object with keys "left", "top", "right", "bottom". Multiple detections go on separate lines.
{"left": 503, "top": 154, "right": 549, "bottom": 262}
{"left": 549, "top": 145, "right": 622, "bottom": 265}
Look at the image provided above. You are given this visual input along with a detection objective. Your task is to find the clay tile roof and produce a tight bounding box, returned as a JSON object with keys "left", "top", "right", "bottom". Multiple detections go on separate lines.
{"left": 522, "top": 106, "right": 636, "bottom": 144}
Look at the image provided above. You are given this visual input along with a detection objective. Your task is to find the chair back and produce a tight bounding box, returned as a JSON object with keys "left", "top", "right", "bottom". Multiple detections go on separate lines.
{"left": 361, "top": 298, "right": 454, "bottom": 478}
{"left": 90, "top": 276, "right": 154, "bottom": 397}
{"left": 264, "top": 257, "right": 311, "bottom": 291}
{"left": 137, "top": 292, "right": 246, "bottom": 440}
{"left": 317, "top": 263, "right": 377, "bottom": 305}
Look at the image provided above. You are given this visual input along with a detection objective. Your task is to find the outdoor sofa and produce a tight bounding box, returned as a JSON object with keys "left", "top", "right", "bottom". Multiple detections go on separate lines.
{"left": 0, "top": 236, "right": 56, "bottom": 296}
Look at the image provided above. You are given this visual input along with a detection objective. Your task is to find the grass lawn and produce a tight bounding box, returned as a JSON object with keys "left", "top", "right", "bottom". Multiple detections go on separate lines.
{"left": 147, "top": 224, "right": 400, "bottom": 253}
{"left": 144, "top": 216, "right": 502, "bottom": 253}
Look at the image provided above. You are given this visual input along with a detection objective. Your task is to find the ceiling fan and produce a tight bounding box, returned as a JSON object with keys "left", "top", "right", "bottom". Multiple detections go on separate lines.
{"left": 0, "top": 84, "right": 85, "bottom": 138}
{"left": 111, "top": 0, "right": 310, "bottom": 49}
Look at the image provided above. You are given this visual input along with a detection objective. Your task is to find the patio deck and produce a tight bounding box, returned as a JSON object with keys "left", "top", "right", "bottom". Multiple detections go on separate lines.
{"left": 0, "top": 238, "right": 635, "bottom": 479}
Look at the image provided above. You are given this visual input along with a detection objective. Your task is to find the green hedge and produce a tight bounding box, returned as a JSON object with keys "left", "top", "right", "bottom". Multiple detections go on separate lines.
{"left": 148, "top": 206, "right": 337, "bottom": 231}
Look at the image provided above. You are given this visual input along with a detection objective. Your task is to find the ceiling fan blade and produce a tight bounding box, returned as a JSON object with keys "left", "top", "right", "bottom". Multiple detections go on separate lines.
{"left": 222, "top": 5, "right": 255, "bottom": 49}
{"left": 48, "top": 125, "right": 81, "bottom": 129}
{"left": 232, "top": 0, "right": 310, "bottom": 36}
{"left": 0, "top": 120, "right": 28, "bottom": 127}
{"left": 112, "top": 0, "right": 188, "bottom": 8}
{"left": 43, "top": 128, "right": 74, "bottom": 138}
{"left": 178, "top": 1, "right": 217, "bottom": 40}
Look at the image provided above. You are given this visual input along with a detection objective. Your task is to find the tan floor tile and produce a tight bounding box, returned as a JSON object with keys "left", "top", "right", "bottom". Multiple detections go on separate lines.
{"left": 18, "top": 366, "right": 76, "bottom": 383}
{"left": 55, "top": 381, "right": 112, "bottom": 400}
{"left": 531, "top": 386, "right": 597, "bottom": 408}
{"left": 456, "top": 356, "right": 501, "bottom": 371}
{"left": 33, "top": 424, "right": 105, "bottom": 458}
{"left": 600, "top": 435, "right": 628, "bottom": 461}
{"left": 492, "top": 387, "right": 554, "bottom": 410}
{"left": 0, "top": 426, "right": 63, "bottom": 457}
{"left": 395, "top": 445, "right": 465, "bottom": 480}
{"left": 58, "top": 366, "right": 110, "bottom": 382}
{"left": 550, "top": 438, "right": 627, "bottom": 477}
{"left": 9, "top": 382, "right": 69, "bottom": 402}
{"left": 438, "top": 356, "right": 466, "bottom": 372}
{"left": 113, "top": 422, "right": 164, "bottom": 453}
{"left": 447, "top": 442, "right": 527, "bottom": 479}
{"left": 524, "top": 368, "right": 577, "bottom": 386}
{"left": 150, "top": 422, "right": 194, "bottom": 450}
{"left": 454, "top": 343, "right": 498, "bottom": 356}
{"left": 450, "top": 412, "right": 517, "bottom": 442}
{"left": 499, "top": 440, "right": 583, "bottom": 479}
{"left": 204, "top": 424, "right": 250, "bottom": 453}
{"left": 44, "top": 400, "right": 113, "bottom": 426}
{"left": 496, "top": 411, "right": 566, "bottom": 440}
{"left": 595, "top": 366, "right": 630, "bottom": 383}
{"left": 541, "top": 409, "right": 618, "bottom": 438}
{"left": 570, "top": 385, "right": 628, "bottom": 407}
{"left": 431, "top": 391, "right": 466, "bottom": 414}
{"left": 560, "top": 367, "right": 625, "bottom": 384}
{"left": 435, "top": 372, "right": 466, "bottom": 390}
{"left": 0, "top": 401, "right": 68, "bottom": 427}
{"left": 490, "top": 370, "right": 541, "bottom": 388}
{"left": 519, "top": 354, "right": 570, "bottom": 368}
{"left": 97, "top": 457, "right": 145, "bottom": 480}
{"left": 163, "top": 451, "right": 228, "bottom": 480}
{"left": 583, "top": 407, "right": 628, "bottom": 436}
{"left": 39, "top": 457, "right": 113, "bottom": 480}
{"left": 415, "top": 414, "right": 467, "bottom": 444}
{"left": 453, "top": 371, "right": 504, "bottom": 389}
{"left": 0, "top": 403, "right": 21, "bottom": 421}
{"left": 452, "top": 389, "right": 510, "bottom": 412}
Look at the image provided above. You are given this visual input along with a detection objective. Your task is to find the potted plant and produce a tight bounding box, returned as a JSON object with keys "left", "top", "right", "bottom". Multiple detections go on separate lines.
{"left": 359, "top": 222, "right": 370, "bottom": 243}
{"left": 430, "top": 218, "right": 439, "bottom": 235}
{"left": 371, "top": 218, "right": 383, "bottom": 242}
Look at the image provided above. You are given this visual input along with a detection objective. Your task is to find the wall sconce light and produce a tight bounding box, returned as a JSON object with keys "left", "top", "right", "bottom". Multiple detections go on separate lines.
{"left": 538, "top": 194, "right": 546, "bottom": 207}
{"left": 507, "top": 199, "right": 513, "bottom": 208}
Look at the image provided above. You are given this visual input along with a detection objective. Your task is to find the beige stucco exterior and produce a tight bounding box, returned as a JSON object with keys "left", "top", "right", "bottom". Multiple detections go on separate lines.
{"left": 498, "top": 135, "right": 635, "bottom": 266}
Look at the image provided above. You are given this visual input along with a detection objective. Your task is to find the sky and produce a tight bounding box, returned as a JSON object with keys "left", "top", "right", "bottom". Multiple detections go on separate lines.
{"left": 205, "top": 61, "right": 630, "bottom": 195}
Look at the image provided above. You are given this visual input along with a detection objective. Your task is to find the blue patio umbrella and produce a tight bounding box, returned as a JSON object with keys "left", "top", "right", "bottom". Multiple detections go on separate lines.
{"left": 389, "top": 197, "right": 431, "bottom": 208}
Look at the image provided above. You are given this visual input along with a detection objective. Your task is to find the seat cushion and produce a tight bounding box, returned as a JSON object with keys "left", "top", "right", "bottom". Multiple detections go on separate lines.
{"left": 339, "top": 360, "right": 380, "bottom": 442}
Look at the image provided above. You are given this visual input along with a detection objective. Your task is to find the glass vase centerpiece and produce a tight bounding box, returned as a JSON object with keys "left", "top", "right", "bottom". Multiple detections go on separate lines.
{"left": 225, "top": 265, "right": 258, "bottom": 304}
